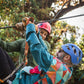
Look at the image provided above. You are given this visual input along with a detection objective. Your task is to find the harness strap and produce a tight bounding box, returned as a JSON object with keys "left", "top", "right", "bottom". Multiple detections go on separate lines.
{"left": 0, "top": 79, "right": 4, "bottom": 83}
{"left": 24, "top": 41, "right": 29, "bottom": 65}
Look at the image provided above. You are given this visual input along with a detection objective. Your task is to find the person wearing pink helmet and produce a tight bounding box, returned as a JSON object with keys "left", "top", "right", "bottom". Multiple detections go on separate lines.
{"left": 38, "top": 22, "right": 51, "bottom": 40}
{"left": 37, "top": 22, "right": 51, "bottom": 52}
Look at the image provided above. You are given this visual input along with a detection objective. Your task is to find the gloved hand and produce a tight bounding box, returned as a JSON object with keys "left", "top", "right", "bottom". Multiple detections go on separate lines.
{"left": 22, "top": 17, "right": 34, "bottom": 26}
{"left": 21, "top": 66, "right": 33, "bottom": 74}
{"left": 24, "top": 17, "right": 38, "bottom": 33}
{"left": 13, "top": 22, "right": 25, "bottom": 33}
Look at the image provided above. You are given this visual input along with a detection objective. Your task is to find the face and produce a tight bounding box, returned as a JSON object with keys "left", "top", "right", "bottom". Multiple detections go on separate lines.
{"left": 40, "top": 29, "right": 48, "bottom": 40}
{"left": 57, "top": 49, "right": 71, "bottom": 64}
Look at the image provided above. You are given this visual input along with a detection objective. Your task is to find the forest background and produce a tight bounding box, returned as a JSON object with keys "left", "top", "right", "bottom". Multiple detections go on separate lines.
{"left": 0, "top": 0, "right": 84, "bottom": 83}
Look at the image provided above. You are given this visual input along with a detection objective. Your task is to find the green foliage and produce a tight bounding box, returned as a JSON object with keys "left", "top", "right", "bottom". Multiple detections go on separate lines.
{"left": 78, "top": 34, "right": 84, "bottom": 54}
{"left": 0, "top": 0, "right": 84, "bottom": 83}
{"left": 36, "top": 7, "right": 51, "bottom": 20}
{"left": 68, "top": 66, "right": 84, "bottom": 84}
{"left": 63, "top": 37, "right": 69, "bottom": 44}
{"left": 70, "top": 34, "right": 76, "bottom": 43}
{"left": 0, "top": 0, "right": 51, "bottom": 24}
{"left": 49, "top": 21, "right": 79, "bottom": 56}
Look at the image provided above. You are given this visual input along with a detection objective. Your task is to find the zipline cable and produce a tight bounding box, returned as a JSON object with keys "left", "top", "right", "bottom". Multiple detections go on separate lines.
{"left": 0, "top": 0, "right": 83, "bottom": 28}
{"left": 35, "top": 13, "right": 84, "bottom": 24}
{"left": 0, "top": 14, "right": 84, "bottom": 29}
{"left": 49, "top": 14, "right": 84, "bottom": 22}
{"left": 58, "top": 14, "right": 84, "bottom": 20}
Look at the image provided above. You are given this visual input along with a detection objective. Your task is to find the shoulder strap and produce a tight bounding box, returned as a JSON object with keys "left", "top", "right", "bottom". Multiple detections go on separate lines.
{"left": 24, "top": 41, "right": 29, "bottom": 65}
{"left": 0, "top": 79, "right": 4, "bottom": 83}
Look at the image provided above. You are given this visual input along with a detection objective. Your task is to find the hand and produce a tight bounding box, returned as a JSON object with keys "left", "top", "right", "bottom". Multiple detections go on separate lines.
{"left": 13, "top": 22, "right": 25, "bottom": 32}
{"left": 27, "top": 17, "right": 38, "bottom": 33}
{"left": 15, "top": 23, "right": 20, "bottom": 29}
{"left": 21, "top": 66, "right": 33, "bottom": 74}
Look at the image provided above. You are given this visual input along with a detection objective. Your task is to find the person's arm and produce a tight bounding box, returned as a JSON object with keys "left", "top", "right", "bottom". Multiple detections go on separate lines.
{"left": 0, "top": 38, "right": 25, "bottom": 52}
{"left": 26, "top": 23, "right": 53, "bottom": 72}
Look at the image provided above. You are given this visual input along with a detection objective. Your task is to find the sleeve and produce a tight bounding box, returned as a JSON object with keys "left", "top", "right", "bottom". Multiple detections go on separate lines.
{"left": 26, "top": 23, "right": 53, "bottom": 72}
{"left": 0, "top": 38, "right": 25, "bottom": 52}
{"left": 43, "top": 40, "right": 51, "bottom": 52}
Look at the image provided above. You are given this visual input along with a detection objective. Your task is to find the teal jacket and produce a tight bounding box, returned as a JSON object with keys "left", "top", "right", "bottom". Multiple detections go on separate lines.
{"left": 26, "top": 23, "right": 53, "bottom": 72}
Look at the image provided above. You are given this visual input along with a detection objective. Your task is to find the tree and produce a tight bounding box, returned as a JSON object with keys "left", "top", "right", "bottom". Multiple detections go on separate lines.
{"left": 0, "top": 0, "right": 84, "bottom": 24}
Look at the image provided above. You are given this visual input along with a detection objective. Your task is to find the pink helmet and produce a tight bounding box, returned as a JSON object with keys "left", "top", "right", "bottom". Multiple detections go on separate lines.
{"left": 38, "top": 22, "right": 51, "bottom": 34}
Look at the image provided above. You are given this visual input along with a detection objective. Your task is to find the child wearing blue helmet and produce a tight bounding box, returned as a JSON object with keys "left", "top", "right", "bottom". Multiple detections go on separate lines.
{"left": 12, "top": 23, "right": 83, "bottom": 84}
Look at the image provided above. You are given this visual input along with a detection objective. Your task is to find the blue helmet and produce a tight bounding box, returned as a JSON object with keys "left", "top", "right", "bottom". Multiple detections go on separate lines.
{"left": 62, "top": 43, "right": 83, "bottom": 65}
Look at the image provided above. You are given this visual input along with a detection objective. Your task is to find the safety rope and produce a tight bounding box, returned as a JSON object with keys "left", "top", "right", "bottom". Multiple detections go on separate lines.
{"left": 35, "top": 14, "right": 84, "bottom": 24}
{"left": 0, "top": 0, "right": 84, "bottom": 29}
{"left": 24, "top": 41, "right": 29, "bottom": 65}
{"left": 0, "top": 13, "right": 84, "bottom": 29}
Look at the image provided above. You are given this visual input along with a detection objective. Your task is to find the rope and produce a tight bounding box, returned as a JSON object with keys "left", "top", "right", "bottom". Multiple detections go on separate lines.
{"left": 35, "top": 14, "right": 84, "bottom": 24}
{"left": 52, "top": 14, "right": 84, "bottom": 22}
{"left": 0, "top": 26, "right": 16, "bottom": 29}
{"left": 0, "top": 13, "right": 84, "bottom": 29}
